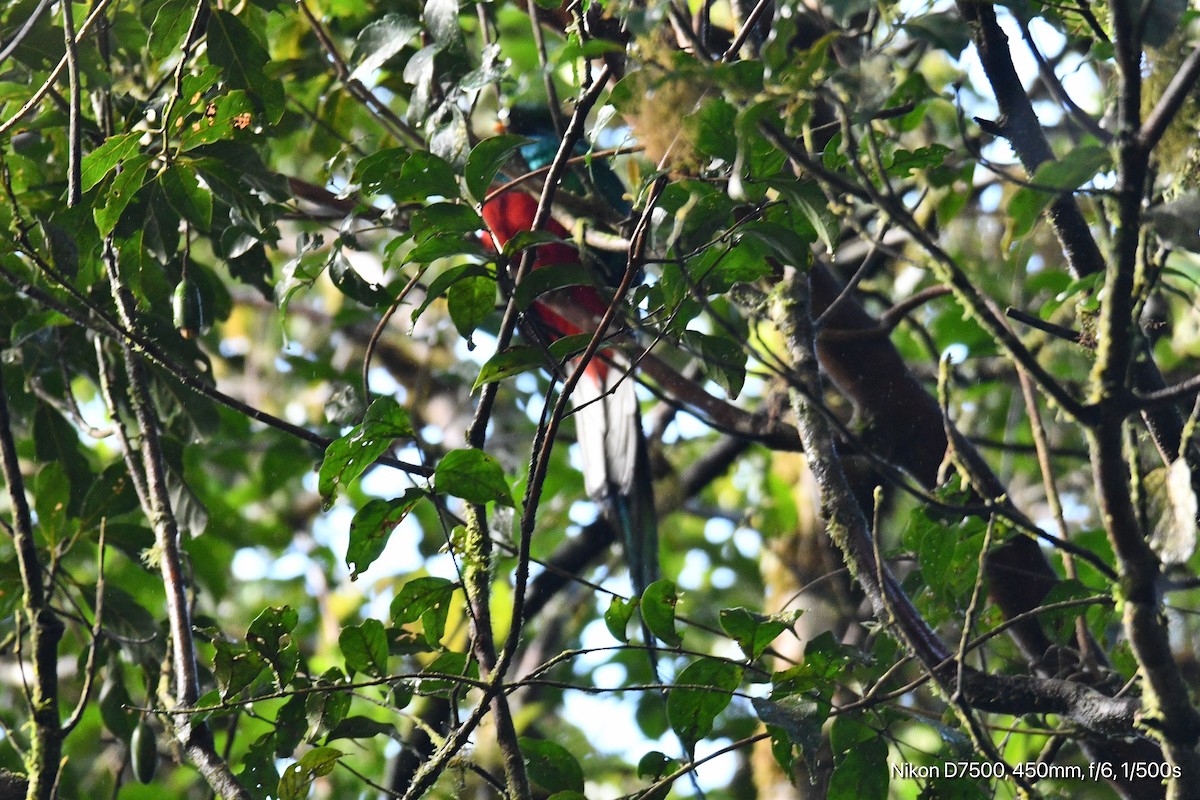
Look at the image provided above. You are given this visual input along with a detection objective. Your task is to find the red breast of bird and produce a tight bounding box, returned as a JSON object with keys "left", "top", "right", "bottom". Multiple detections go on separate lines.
{"left": 482, "top": 190, "right": 614, "bottom": 380}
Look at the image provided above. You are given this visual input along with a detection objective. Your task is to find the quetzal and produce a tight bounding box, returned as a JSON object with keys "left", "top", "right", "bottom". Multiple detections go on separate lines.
{"left": 480, "top": 113, "right": 659, "bottom": 599}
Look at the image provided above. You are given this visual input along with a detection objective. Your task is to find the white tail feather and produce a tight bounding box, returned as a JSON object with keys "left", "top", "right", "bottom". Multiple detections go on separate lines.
{"left": 572, "top": 368, "right": 639, "bottom": 499}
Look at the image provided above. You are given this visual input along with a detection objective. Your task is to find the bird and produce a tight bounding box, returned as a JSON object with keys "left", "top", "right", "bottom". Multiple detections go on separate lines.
{"left": 480, "top": 118, "right": 659, "bottom": 599}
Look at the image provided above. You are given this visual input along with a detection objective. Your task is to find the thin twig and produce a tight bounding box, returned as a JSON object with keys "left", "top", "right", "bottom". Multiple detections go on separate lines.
{"left": 62, "top": 0, "right": 81, "bottom": 206}
{"left": 719, "top": 0, "right": 773, "bottom": 63}
{"left": 62, "top": 522, "right": 107, "bottom": 734}
{"left": 1017, "top": 17, "right": 1110, "bottom": 143}
{"left": 0, "top": 0, "right": 117, "bottom": 137}
{"left": 0, "top": 0, "right": 53, "bottom": 63}
{"left": 296, "top": 0, "right": 422, "bottom": 147}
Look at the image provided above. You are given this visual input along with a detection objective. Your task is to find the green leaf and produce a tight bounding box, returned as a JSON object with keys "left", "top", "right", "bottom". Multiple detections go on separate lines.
{"left": 32, "top": 404, "right": 90, "bottom": 515}
{"left": 447, "top": 273, "right": 495, "bottom": 339}
{"left": 278, "top": 747, "right": 343, "bottom": 800}
{"left": 830, "top": 713, "right": 876, "bottom": 755}
{"left": 466, "top": 134, "right": 533, "bottom": 202}
{"left": 247, "top": 605, "right": 299, "bottom": 688}
{"left": 411, "top": 264, "right": 490, "bottom": 321}
{"left": 694, "top": 98, "right": 738, "bottom": 162}
{"left": 305, "top": 670, "right": 351, "bottom": 735}
{"left": 149, "top": 0, "right": 199, "bottom": 60}
{"left": 339, "top": 618, "right": 389, "bottom": 677}
{"left": 424, "top": 0, "right": 463, "bottom": 45}
{"left": 40, "top": 219, "right": 79, "bottom": 279}
{"left": 160, "top": 162, "right": 213, "bottom": 228}
{"left": 667, "top": 657, "right": 743, "bottom": 755}
{"left": 206, "top": 9, "right": 284, "bottom": 121}
{"left": 81, "top": 133, "right": 142, "bottom": 192}
{"left": 139, "top": 185, "right": 182, "bottom": 259}
{"left": 390, "top": 576, "right": 457, "bottom": 647}
{"left": 473, "top": 346, "right": 546, "bottom": 390}
{"left": 350, "top": 14, "right": 422, "bottom": 82}
{"left": 33, "top": 462, "right": 72, "bottom": 541}
{"left": 719, "top": 607, "right": 800, "bottom": 660}
{"left": 766, "top": 725, "right": 796, "bottom": 776}
{"left": 472, "top": 334, "right": 593, "bottom": 389}
{"left": 682, "top": 330, "right": 746, "bottom": 399}
{"left": 94, "top": 154, "right": 152, "bottom": 236}
{"left": 886, "top": 144, "right": 951, "bottom": 177}
{"left": 547, "top": 333, "right": 594, "bottom": 362}
{"left": 637, "top": 750, "right": 677, "bottom": 780}
{"left": 501, "top": 229, "right": 573, "bottom": 260}
{"left": 640, "top": 579, "right": 682, "bottom": 647}
{"left": 397, "top": 151, "right": 460, "bottom": 202}
{"left": 904, "top": 12, "right": 970, "bottom": 57}
{"left": 407, "top": 234, "right": 489, "bottom": 263}
{"left": 99, "top": 677, "right": 138, "bottom": 743}
{"left": 329, "top": 249, "right": 388, "bottom": 307}
{"left": 521, "top": 738, "right": 585, "bottom": 794}
{"left": 419, "top": 650, "right": 478, "bottom": 695}
{"left": 179, "top": 91, "right": 257, "bottom": 150}
{"left": 238, "top": 733, "right": 280, "bottom": 796}
{"left": 753, "top": 696, "right": 825, "bottom": 769}
{"left": 604, "top": 595, "right": 636, "bottom": 643}
{"left": 318, "top": 397, "right": 414, "bottom": 509}
{"left": 346, "top": 490, "right": 426, "bottom": 580}
{"left": 751, "top": 181, "right": 818, "bottom": 237}
{"left": 735, "top": 219, "right": 813, "bottom": 270}
{"left": 411, "top": 202, "right": 484, "bottom": 241}
{"left": 326, "top": 715, "right": 396, "bottom": 741}
{"left": 828, "top": 734, "right": 888, "bottom": 800}
{"left": 434, "top": 448, "right": 514, "bottom": 506}
{"left": 214, "top": 639, "right": 267, "bottom": 700}
{"left": 1007, "top": 145, "right": 1110, "bottom": 240}
{"left": 355, "top": 147, "right": 410, "bottom": 195}
{"left": 771, "top": 632, "right": 856, "bottom": 696}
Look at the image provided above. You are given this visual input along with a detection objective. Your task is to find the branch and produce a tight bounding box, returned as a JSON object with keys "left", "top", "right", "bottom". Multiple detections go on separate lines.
{"left": 1140, "top": 42, "right": 1200, "bottom": 149}
{"left": 769, "top": 267, "right": 1156, "bottom": 769}
{"left": 956, "top": 0, "right": 1107, "bottom": 279}
{"left": 956, "top": 0, "right": 1197, "bottom": 471}
{"left": 61, "top": 0, "right": 82, "bottom": 207}
{"left": 61, "top": 524, "right": 107, "bottom": 735}
{"left": 101, "top": 244, "right": 250, "bottom": 800}
{"left": 1134, "top": 372, "right": 1200, "bottom": 409}
{"left": 1016, "top": 16, "right": 1110, "bottom": 143}
{"left": 0, "top": 368, "right": 65, "bottom": 800}
{"left": 0, "top": 0, "right": 53, "bottom": 63}
{"left": 1082, "top": 4, "right": 1200, "bottom": 785}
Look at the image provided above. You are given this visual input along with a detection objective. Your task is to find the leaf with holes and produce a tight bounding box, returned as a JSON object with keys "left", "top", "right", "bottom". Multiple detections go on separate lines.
{"left": 318, "top": 397, "right": 413, "bottom": 510}
{"left": 346, "top": 490, "right": 426, "bottom": 579}
{"left": 278, "top": 747, "right": 343, "bottom": 800}
{"left": 640, "top": 580, "right": 682, "bottom": 647}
